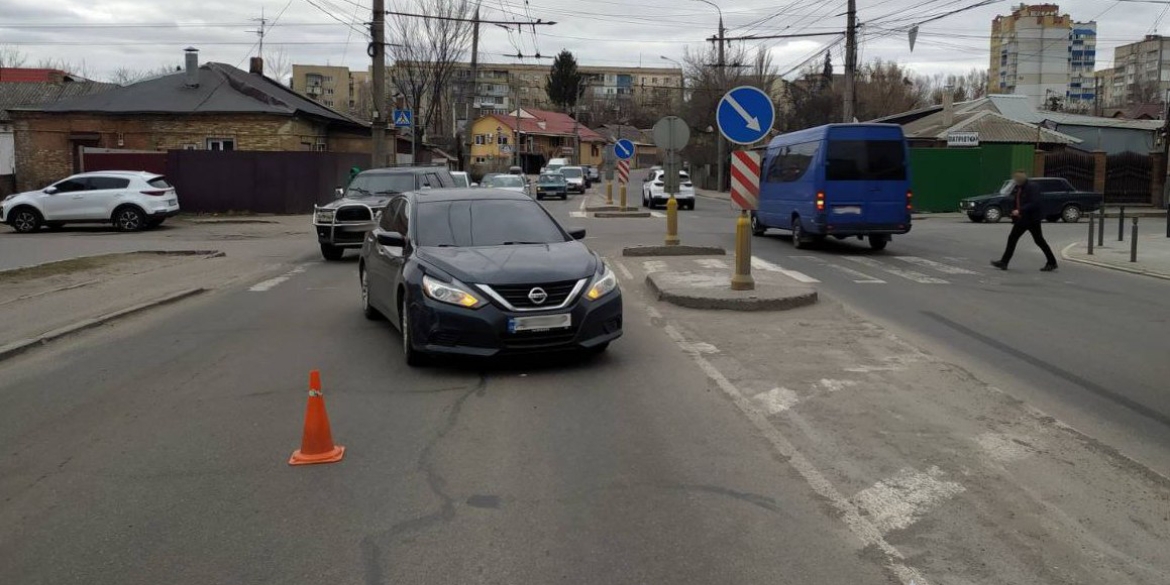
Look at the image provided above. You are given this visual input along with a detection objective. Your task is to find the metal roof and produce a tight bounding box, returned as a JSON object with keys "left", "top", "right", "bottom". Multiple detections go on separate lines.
{"left": 0, "top": 80, "right": 117, "bottom": 122}
{"left": 903, "top": 110, "right": 1081, "bottom": 144}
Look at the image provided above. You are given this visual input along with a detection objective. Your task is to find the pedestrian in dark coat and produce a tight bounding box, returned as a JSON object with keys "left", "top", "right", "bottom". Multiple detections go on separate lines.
{"left": 991, "top": 170, "right": 1058, "bottom": 271}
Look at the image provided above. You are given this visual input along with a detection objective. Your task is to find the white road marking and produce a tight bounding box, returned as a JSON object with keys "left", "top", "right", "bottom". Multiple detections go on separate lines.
{"left": 818, "top": 379, "right": 859, "bottom": 392}
{"left": 645, "top": 305, "right": 663, "bottom": 320}
{"left": 894, "top": 256, "right": 978, "bottom": 275}
{"left": 974, "top": 432, "right": 1035, "bottom": 463}
{"left": 680, "top": 341, "right": 720, "bottom": 354}
{"left": 695, "top": 258, "right": 729, "bottom": 269}
{"left": 578, "top": 196, "right": 588, "bottom": 211}
{"left": 612, "top": 260, "right": 634, "bottom": 281}
{"left": 642, "top": 260, "right": 667, "bottom": 274}
{"left": 753, "top": 387, "right": 800, "bottom": 414}
{"left": 796, "top": 255, "right": 886, "bottom": 283}
{"left": 844, "top": 257, "right": 949, "bottom": 284}
{"left": 660, "top": 323, "right": 930, "bottom": 585}
{"left": 649, "top": 211, "right": 666, "bottom": 218}
{"left": 249, "top": 265, "right": 307, "bottom": 292}
{"left": 751, "top": 256, "right": 821, "bottom": 283}
{"left": 852, "top": 466, "right": 966, "bottom": 534}
{"left": 570, "top": 211, "right": 587, "bottom": 218}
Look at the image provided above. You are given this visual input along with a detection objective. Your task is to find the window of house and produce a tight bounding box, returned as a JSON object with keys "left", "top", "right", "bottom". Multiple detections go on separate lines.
{"left": 206, "top": 138, "right": 236, "bottom": 151}
{"left": 475, "top": 134, "right": 486, "bottom": 145}
{"left": 497, "top": 134, "right": 509, "bottom": 145}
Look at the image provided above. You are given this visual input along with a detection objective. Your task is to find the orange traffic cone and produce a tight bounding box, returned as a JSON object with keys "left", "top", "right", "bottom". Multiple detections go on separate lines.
{"left": 289, "top": 370, "right": 345, "bottom": 466}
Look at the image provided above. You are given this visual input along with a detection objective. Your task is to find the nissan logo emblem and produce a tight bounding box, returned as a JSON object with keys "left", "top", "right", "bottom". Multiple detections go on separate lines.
{"left": 528, "top": 287, "right": 549, "bottom": 305}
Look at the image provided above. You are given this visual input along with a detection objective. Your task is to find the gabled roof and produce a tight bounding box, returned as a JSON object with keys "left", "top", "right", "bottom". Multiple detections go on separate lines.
{"left": 15, "top": 62, "right": 366, "bottom": 129}
{"left": 487, "top": 107, "right": 605, "bottom": 142}
{"left": 902, "top": 109, "right": 1081, "bottom": 145}
{"left": 0, "top": 80, "right": 118, "bottom": 122}
{"left": 0, "top": 68, "right": 81, "bottom": 83}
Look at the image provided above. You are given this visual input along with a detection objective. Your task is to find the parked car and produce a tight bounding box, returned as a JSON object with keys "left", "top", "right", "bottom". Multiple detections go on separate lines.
{"left": 534, "top": 172, "right": 568, "bottom": 200}
{"left": 483, "top": 174, "right": 528, "bottom": 195}
{"left": 450, "top": 171, "right": 472, "bottom": 188}
{"left": 642, "top": 169, "right": 696, "bottom": 210}
{"left": 358, "top": 189, "right": 622, "bottom": 366}
{"left": 752, "top": 123, "right": 912, "bottom": 251}
{"left": 959, "top": 177, "right": 1102, "bottom": 223}
{"left": 560, "top": 166, "right": 587, "bottom": 193}
{"left": 313, "top": 166, "right": 455, "bottom": 260}
{"left": 508, "top": 166, "right": 525, "bottom": 176}
{"left": 1, "top": 171, "right": 180, "bottom": 233}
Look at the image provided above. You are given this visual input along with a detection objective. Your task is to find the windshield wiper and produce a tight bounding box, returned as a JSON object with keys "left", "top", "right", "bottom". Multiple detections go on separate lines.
{"left": 373, "top": 190, "right": 401, "bottom": 196}
{"left": 347, "top": 187, "right": 372, "bottom": 197}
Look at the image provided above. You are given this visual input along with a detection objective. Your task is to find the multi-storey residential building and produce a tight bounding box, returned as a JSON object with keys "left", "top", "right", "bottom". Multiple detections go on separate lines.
{"left": 989, "top": 4, "right": 1096, "bottom": 110}
{"left": 290, "top": 65, "right": 369, "bottom": 116}
{"left": 1109, "top": 35, "right": 1170, "bottom": 108}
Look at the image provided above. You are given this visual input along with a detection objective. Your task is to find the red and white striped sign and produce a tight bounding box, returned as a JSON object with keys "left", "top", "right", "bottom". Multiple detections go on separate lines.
{"left": 730, "top": 150, "right": 761, "bottom": 211}
{"left": 617, "top": 160, "right": 630, "bottom": 184}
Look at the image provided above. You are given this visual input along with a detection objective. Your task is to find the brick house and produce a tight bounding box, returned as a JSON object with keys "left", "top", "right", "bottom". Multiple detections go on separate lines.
{"left": 9, "top": 49, "right": 372, "bottom": 192}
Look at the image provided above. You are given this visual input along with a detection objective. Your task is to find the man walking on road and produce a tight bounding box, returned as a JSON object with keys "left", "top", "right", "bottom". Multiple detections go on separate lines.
{"left": 991, "top": 170, "right": 1058, "bottom": 272}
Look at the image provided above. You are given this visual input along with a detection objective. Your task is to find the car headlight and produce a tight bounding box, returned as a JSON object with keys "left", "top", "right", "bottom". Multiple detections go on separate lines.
{"left": 315, "top": 208, "right": 335, "bottom": 223}
{"left": 422, "top": 275, "right": 484, "bottom": 308}
{"left": 586, "top": 265, "right": 618, "bottom": 300}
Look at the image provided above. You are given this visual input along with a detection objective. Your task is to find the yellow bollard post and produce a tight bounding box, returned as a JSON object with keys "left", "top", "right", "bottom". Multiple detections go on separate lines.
{"left": 606, "top": 180, "right": 613, "bottom": 205}
{"left": 730, "top": 210, "right": 755, "bottom": 290}
{"left": 665, "top": 194, "right": 680, "bottom": 246}
{"left": 619, "top": 182, "right": 627, "bottom": 209}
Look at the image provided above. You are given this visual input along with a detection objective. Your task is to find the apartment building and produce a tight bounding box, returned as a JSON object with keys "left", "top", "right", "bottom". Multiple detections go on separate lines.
{"left": 989, "top": 4, "right": 1097, "bottom": 110}
{"left": 289, "top": 65, "right": 370, "bottom": 116}
{"left": 1108, "top": 35, "right": 1170, "bottom": 108}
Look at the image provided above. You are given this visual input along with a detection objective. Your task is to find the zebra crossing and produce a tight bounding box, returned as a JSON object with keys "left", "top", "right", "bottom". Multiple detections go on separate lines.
{"left": 630, "top": 255, "right": 984, "bottom": 286}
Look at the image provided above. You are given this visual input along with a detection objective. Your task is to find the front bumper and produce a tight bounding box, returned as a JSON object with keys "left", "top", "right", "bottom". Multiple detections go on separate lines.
{"left": 649, "top": 192, "right": 696, "bottom": 203}
{"left": 315, "top": 221, "right": 375, "bottom": 248}
{"left": 536, "top": 189, "right": 567, "bottom": 198}
{"left": 408, "top": 289, "right": 623, "bottom": 357}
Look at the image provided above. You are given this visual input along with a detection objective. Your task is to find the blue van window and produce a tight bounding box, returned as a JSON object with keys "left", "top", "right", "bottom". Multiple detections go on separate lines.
{"left": 825, "top": 140, "right": 906, "bottom": 181}
{"left": 766, "top": 141, "right": 819, "bottom": 183}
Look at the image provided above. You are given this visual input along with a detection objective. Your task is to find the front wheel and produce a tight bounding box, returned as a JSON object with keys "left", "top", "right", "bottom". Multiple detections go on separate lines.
{"left": 869, "top": 235, "right": 889, "bottom": 251}
{"left": 1061, "top": 204, "right": 1082, "bottom": 223}
{"left": 9, "top": 208, "right": 43, "bottom": 233}
{"left": 983, "top": 205, "right": 1004, "bottom": 223}
{"left": 401, "top": 300, "right": 427, "bottom": 367}
{"left": 360, "top": 267, "right": 382, "bottom": 320}
{"left": 751, "top": 212, "right": 766, "bottom": 236}
{"left": 320, "top": 243, "right": 345, "bottom": 261}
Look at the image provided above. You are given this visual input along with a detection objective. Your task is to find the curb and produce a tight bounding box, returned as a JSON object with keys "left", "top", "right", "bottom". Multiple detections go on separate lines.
{"left": 645, "top": 274, "right": 818, "bottom": 312}
{"left": 595, "top": 211, "right": 652, "bottom": 218}
{"left": 0, "top": 287, "right": 207, "bottom": 362}
{"left": 623, "top": 245, "right": 727, "bottom": 257}
{"left": 1060, "top": 242, "right": 1170, "bottom": 281}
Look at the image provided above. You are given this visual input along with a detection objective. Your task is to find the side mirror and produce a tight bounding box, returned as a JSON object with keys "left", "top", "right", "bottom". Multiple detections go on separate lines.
{"left": 567, "top": 227, "right": 587, "bottom": 240}
{"left": 44, "top": 186, "right": 58, "bottom": 195}
{"left": 334, "top": 187, "right": 344, "bottom": 198}
{"left": 376, "top": 231, "right": 406, "bottom": 247}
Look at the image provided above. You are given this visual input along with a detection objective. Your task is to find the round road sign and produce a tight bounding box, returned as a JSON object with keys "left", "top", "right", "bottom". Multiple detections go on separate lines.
{"left": 652, "top": 116, "right": 690, "bottom": 151}
{"left": 614, "top": 139, "right": 636, "bottom": 160}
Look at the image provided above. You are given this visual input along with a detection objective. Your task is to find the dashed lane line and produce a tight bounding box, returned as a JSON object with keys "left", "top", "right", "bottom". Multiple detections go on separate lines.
{"left": 249, "top": 264, "right": 308, "bottom": 292}
{"left": 750, "top": 256, "right": 821, "bottom": 284}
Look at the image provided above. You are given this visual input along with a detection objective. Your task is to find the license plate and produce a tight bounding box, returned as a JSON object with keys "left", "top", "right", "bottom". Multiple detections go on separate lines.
{"left": 167, "top": 199, "right": 177, "bottom": 206}
{"left": 508, "top": 313, "right": 571, "bottom": 333}
{"left": 833, "top": 205, "right": 862, "bottom": 215}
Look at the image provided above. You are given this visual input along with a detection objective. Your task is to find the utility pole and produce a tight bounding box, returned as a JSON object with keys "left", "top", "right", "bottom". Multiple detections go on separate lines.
{"left": 371, "top": 0, "right": 388, "bottom": 168}
{"left": 463, "top": 8, "right": 480, "bottom": 172}
{"left": 843, "top": 0, "right": 857, "bottom": 123}
{"left": 716, "top": 15, "right": 726, "bottom": 192}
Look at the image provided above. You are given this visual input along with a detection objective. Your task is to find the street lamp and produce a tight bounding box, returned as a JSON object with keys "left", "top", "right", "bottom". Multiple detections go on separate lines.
{"left": 660, "top": 55, "right": 687, "bottom": 112}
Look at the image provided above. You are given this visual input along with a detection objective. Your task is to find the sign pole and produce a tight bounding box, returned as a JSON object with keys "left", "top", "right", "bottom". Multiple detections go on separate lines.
{"left": 652, "top": 118, "right": 689, "bottom": 246}
{"left": 606, "top": 178, "right": 614, "bottom": 205}
{"left": 717, "top": 86, "right": 773, "bottom": 292}
{"left": 730, "top": 210, "right": 754, "bottom": 290}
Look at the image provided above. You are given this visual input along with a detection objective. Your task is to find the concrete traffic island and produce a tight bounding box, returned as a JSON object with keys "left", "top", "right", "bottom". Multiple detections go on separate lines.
{"left": 645, "top": 268, "right": 817, "bottom": 311}
{"left": 622, "top": 245, "right": 726, "bottom": 256}
{"left": 595, "top": 210, "right": 652, "bottom": 218}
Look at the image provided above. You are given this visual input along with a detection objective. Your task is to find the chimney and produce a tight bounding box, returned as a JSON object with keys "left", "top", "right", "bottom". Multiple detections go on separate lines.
{"left": 942, "top": 85, "right": 954, "bottom": 128}
{"left": 184, "top": 47, "right": 199, "bottom": 88}
{"left": 249, "top": 57, "right": 264, "bottom": 76}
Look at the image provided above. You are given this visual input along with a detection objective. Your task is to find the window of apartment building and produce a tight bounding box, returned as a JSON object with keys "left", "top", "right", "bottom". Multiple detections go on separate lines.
{"left": 325, "top": 75, "right": 334, "bottom": 82}
{"left": 652, "top": 77, "right": 658, "bottom": 85}
{"left": 325, "top": 88, "right": 334, "bottom": 95}
{"left": 325, "top": 100, "right": 334, "bottom": 106}
{"left": 206, "top": 138, "right": 235, "bottom": 151}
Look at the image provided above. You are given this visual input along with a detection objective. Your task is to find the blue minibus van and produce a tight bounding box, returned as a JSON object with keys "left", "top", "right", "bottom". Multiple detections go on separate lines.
{"left": 752, "top": 123, "right": 912, "bottom": 251}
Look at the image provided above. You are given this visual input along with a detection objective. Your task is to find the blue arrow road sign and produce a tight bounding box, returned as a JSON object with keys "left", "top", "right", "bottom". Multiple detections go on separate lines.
{"left": 393, "top": 109, "right": 413, "bottom": 128}
{"left": 614, "top": 138, "right": 636, "bottom": 160}
{"left": 716, "top": 86, "right": 775, "bottom": 145}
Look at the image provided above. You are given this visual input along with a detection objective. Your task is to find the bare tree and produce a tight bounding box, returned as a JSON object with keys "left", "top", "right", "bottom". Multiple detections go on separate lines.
{"left": 109, "top": 64, "right": 180, "bottom": 86}
{"left": 0, "top": 45, "right": 28, "bottom": 68}
{"left": 916, "top": 68, "right": 989, "bottom": 104}
{"left": 35, "top": 57, "right": 92, "bottom": 79}
{"left": 264, "top": 46, "right": 292, "bottom": 85}
{"left": 390, "top": 0, "right": 475, "bottom": 157}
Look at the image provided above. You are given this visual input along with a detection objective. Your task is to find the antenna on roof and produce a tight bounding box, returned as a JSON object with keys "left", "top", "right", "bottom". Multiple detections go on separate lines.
{"left": 249, "top": 7, "right": 268, "bottom": 57}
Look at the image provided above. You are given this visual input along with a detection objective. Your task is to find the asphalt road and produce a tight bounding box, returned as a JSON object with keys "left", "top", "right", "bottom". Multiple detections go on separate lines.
{"left": 0, "top": 219, "right": 891, "bottom": 585}
{"left": 673, "top": 196, "right": 1170, "bottom": 475}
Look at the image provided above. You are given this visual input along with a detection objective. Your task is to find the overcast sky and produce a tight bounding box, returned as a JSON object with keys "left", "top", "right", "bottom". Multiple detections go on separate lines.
{"left": 2, "top": 0, "right": 1168, "bottom": 83}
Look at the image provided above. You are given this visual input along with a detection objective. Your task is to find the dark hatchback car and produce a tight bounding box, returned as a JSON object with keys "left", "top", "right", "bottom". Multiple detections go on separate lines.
{"left": 959, "top": 177, "right": 1102, "bottom": 224}
{"left": 359, "top": 189, "right": 622, "bottom": 366}
{"left": 313, "top": 166, "right": 455, "bottom": 260}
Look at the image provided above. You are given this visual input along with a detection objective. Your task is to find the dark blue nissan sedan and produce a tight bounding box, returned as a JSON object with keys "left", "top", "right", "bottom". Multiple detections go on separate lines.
{"left": 358, "top": 189, "right": 622, "bottom": 366}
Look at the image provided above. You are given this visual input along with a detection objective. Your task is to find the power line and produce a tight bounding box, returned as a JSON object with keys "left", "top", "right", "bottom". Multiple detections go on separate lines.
{"left": 382, "top": 9, "right": 553, "bottom": 25}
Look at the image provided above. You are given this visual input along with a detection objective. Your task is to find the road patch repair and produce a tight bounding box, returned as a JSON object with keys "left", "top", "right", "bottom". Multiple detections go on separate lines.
{"left": 631, "top": 254, "right": 818, "bottom": 311}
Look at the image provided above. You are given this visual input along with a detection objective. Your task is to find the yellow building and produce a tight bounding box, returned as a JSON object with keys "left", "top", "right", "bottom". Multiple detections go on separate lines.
{"left": 290, "top": 65, "right": 369, "bottom": 116}
{"left": 469, "top": 108, "right": 605, "bottom": 173}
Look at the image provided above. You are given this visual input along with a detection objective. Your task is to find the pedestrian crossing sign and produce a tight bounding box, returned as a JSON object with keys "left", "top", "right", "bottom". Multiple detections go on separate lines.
{"left": 393, "top": 109, "right": 412, "bottom": 128}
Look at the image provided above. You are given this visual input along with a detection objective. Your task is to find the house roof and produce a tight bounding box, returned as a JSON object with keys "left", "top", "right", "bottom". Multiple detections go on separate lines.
{"left": 487, "top": 108, "right": 605, "bottom": 142}
{"left": 902, "top": 109, "right": 1081, "bottom": 145}
{"left": 1105, "top": 103, "right": 1164, "bottom": 121}
{"left": 14, "top": 62, "right": 366, "bottom": 129}
{"left": 983, "top": 95, "right": 1163, "bottom": 130}
{"left": 0, "top": 68, "right": 79, "bottom": 83}
{"left": 597, "top": 124, "right": 654, "bottom": 145}
{"left": 0, "top": 80, "right": 118, "bottom": 122}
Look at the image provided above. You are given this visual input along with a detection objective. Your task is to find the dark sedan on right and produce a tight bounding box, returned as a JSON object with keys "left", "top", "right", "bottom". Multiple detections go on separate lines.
{"left": 960, "top": 177, "right": 1102, "bottom": 223}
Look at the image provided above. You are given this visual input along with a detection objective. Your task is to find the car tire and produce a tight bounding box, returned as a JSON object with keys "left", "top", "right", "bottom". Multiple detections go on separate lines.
{"left": 113, "top": 206, "right": 146, "bottom": 232}
{"left": 983, "top": 205, "right": 1004, "bottom": 223}
{"left": 360, "top": 266, "right": 382, "bottom": 321}
{"left": 400, "top": 297, "right": 426, "bottom": 367}
{"left": 751, "top": 212, "right": 766, "bottom": 236}
{"left": 8, "top": 207, "right": 42, "bottom": 233}
{"left": 792, "top": 216, "right": 810, "bottom": 249}
{"left": 320, "top": 243, "right": 345, "bottom": 261}
{"left": 1061, "top": 204, "right": 1082, "bottom": 223}
{"left": 869, "top": 235, "right": 889, "bottom": 251}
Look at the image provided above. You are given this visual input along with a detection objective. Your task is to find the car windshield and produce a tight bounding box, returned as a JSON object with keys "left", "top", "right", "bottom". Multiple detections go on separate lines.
{"left": 416, "top": 199, "right": 568, "bottom": 247}
{"left": 999, "top": 180, "right": 1015, "bottom": 195}
{"left": 539, "top": 174, "right": 566, "bottom": 185}
{"left": 486, "top": 175, "right": 525, "bottom": 188}
{"left": 451, "top": 174, "right": 470, "bottom": 188}
{"left": 345, "top": 174, "right": 416, "bottom": 197}
{"left": 560, "top": 168, "right": 583, "bottom": 179}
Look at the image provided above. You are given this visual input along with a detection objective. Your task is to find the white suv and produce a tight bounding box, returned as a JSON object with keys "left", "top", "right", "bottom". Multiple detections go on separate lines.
{"left": 642, "top": 169, "right": 696, "bottom": 210}
{"left": 1, "top": 171, "right": 180, "bottom": 233}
